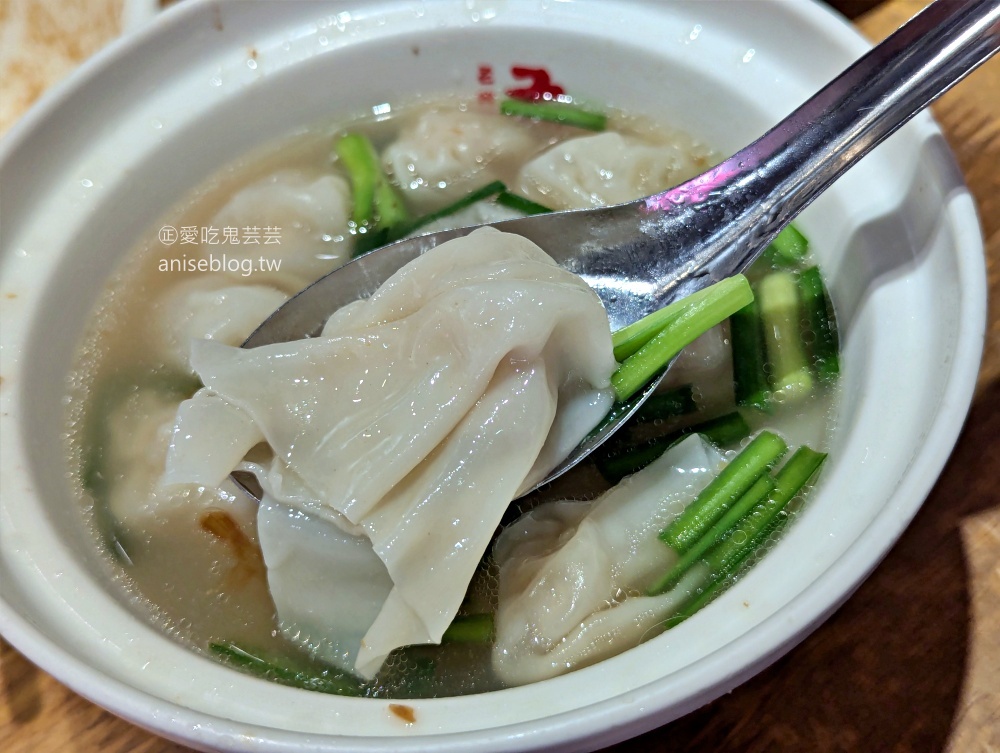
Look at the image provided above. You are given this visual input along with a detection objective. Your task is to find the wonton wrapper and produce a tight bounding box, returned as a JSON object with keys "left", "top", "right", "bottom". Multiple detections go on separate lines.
{"left": 492, "top": 435, "right": 724, "bottom": 685}
{"left": 208, "top": 169, "right": 351, "bottom": 291}
{"left": 152, "top": 276, "right": 288, "bottom": 373}
{"left": 516, "top": 131, "right": 706, "bottom": 210}
{"left": 383, "top": 108, "right": 539, "bottom": 210}
{"left": 163, "top": 227, "right": 617, "bottom": 678}
{"left": 103, "top": 389, "right": 255, "bottom": 534}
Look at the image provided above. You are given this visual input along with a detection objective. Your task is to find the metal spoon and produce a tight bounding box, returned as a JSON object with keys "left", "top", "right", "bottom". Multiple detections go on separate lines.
{"left": 240, "top": 0, "right": 999, "bottom": 497}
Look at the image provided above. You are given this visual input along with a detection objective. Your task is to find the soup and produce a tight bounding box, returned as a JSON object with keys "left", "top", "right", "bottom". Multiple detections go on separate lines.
{"left": 66, "top": 95, "right": 839, "bottom": 698}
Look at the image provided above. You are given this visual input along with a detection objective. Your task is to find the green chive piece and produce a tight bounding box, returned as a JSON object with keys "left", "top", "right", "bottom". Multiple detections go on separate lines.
{"left": 648, "top": 474, "right": 775, "bottom": 595}
{"left": 596, "top": 411, "right": 751, "bottom": 484}
{"left": 659, "top": 431, "right": 788, "bottom": 553}
{"left": 405, "top": 180, "right": 507, "bottom": 236}
{"left": 500, "top": 97, "right": 607, "bottom": 131}
{"left": 763, "top": 224, "right": 809, "bottom": 267}
{"left": 441, "top": 614, "right": 494, "bottom": 644}
{"left": 209, "top": 642, "right": 363, "bottom": 696}
{"left": 799, "top": 266, "right": 840, "bottom": 381}
{"left": 633, "top": 385, "right": 697, "bottom": 423}
{"left": 665, "top": 445, "right": 827, "bottom": 626}
{"left": 730, "top": 298, "right": 771, "bottom": 411}
{"left": 335, "top": 132, "right": 412, "bottom": 257}
{"left": 496, "top": 190, "right": 554, "bottom": 215}
{"left": 758, "top": 271, "right": 813, "bottom": 402}
{"left": 611, "top": 276, "right": 753, "bottom": 402}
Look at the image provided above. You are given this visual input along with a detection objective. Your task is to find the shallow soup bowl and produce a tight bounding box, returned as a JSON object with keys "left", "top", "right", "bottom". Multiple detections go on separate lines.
{"left": 0, "top": 0, "right": 986, "bottom": 751}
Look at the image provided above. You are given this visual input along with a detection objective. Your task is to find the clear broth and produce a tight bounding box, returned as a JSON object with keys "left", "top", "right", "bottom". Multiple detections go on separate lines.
{"left": 65, "top": 98, "right": 838, "bottom": 698}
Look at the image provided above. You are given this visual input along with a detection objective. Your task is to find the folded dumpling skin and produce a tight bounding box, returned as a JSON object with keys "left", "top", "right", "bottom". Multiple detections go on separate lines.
{"left": 93, "top": 383, "right": 252, "bottom": 531}
{"left": 382, "top": 108, "right": 540, "bottom": 209}
{"left": 152, "top": 276, "right": 288, "bottom": 374}
{"left": 208, "top": 169, "right": 352, "bottom": 290}
{"left": 256, "top": 494, "right": 395, "bottom": 671}
{"left": 163, "top": 227, "right": 617, "bottom": 678}
{"left": 516, "top": 131, "right": 708, "bottom": 210}
{"left": 492, "top": 435, "right": 724, "bottom": 685}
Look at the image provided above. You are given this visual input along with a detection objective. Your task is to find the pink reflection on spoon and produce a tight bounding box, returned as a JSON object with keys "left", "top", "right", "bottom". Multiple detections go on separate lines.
{"left": 643, "top": 157, "right": 754, "bottom": 212}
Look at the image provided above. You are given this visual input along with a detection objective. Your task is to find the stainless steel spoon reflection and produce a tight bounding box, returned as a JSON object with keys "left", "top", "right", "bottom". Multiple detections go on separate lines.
{"left": 237, "top": 0, "right": 999, "bottom": 500}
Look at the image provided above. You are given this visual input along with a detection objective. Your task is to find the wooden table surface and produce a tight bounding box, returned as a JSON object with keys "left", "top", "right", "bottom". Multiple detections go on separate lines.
{"left": 1, "top": 1, "right": 997, "bottom": 751}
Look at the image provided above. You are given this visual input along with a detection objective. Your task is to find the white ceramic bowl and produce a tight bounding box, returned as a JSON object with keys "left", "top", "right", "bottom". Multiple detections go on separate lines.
{"left": 0, "top": 1, "right": 986, "bottom": 751}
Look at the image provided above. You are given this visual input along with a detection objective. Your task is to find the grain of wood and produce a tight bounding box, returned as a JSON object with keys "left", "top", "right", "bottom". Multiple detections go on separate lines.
{"left": 856, "top": 7, "right": 1000, "bottom": 753}
{"left": 950, "top": 513, "right": 1000, "bottom": 753}
{"left": 0, "top": 0, "right": 122, "bottom": 134}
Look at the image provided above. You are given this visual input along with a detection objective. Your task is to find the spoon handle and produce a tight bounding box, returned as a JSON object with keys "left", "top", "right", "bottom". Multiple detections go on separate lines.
{"left": 647, "top": 0, "right": 1000, "bottom": 288}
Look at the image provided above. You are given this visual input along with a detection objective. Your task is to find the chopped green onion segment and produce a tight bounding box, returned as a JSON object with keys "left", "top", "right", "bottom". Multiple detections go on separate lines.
{"left": 596, "top": 411, "right": 751, "bottom": 484}
{"left": 336, "top": 133, "right": 412, "bottom": 257}
{"left": 764, "top": 224, "right": 809, "bottom": 267}
{"left": 335, "top": 133, "right": 380, "bottom": 227}
{"left": 612, "top": 277, "right": 752, "bottom": 362}
{"left": 664, "top": 445, "right": 827, "bottom": 626}
{"left": 496, "top": 190, "right": 553, "bottom": 215}
{"left": 659, "top": 430, "right": 788, "bottom": 554}
{"left": 758, "top": 271, "right": 813, "bottom": 402}
{"left": 441, "top": 614, "right": 494, "bottom": 644}
{"left": 405, "top": 180, "right": 507, "bottom": 236}
{"left": 500, "top": 97, "right": 607, "bottom": 131}
{"left": 799, "top": 266, "right": 840, "bottom": 381}
{"left": 611, "top": 276, "right": 753, "bottom": 402}
{"left": 701, "top": 446, "right": 828, "bottom": 578}
{"left": 210, "top": 642, "right": 362, "bottom": 696}
{"left": 648, "top": 474, "right": 775, "bottom": 595}
{"left": 633, "top": 385, "right": 697, "bottom": 423}
{"left": 730, "top": 299, "right": 770, "bottom": 411}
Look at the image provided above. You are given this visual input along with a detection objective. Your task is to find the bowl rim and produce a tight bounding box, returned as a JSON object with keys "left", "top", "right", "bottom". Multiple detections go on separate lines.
{"left": 0, "top": 0, "right": 987, "bottom": 751}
